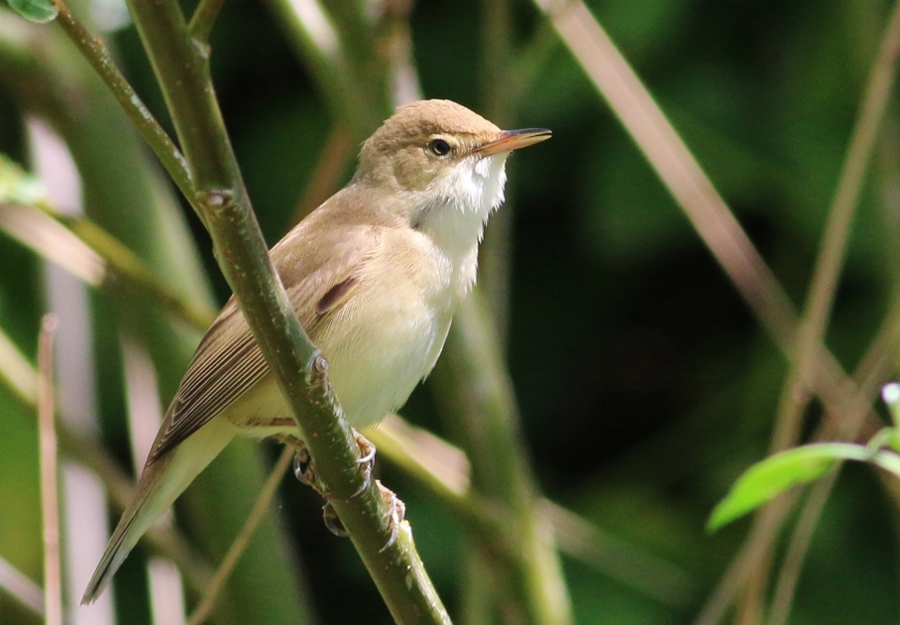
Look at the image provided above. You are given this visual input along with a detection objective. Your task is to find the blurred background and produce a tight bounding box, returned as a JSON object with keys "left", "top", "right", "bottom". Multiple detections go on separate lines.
{"left": 1, "top": 0, "right": 899, "bottom": 623}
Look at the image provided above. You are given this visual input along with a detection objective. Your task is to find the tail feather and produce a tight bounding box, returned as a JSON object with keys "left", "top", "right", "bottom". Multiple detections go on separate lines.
{"left": 82, "top": 417, "right": 235, "bottom": 604}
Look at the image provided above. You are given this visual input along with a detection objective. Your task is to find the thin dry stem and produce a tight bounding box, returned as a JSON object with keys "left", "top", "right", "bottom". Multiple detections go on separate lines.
{"left": 766, "top": 471, "right": 837, "bottom": 625}
{"left": 0, "top": 555, "right": 44, "bottom": 617}
{"left": 769, "top": 0, "right": 900, "bottom": 455}
{"left": 531, "top": 4, "right": 900, "bottom": 622}
{"left": 38, "top": 314, "right": 62, "bottom": 625}
{"left": 187, "top": 0, "right": 225, "bottom": 43}
{"left": 187, "top": 447, "right": 293, "bottom": 625}
{"left": 739, "top": 2, "right": 900, "bottom": 619}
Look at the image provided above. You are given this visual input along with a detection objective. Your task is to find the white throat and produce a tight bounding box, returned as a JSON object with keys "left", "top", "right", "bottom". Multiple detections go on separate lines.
{"left": 414, "top": 154, "right": 509, "bottom": 290}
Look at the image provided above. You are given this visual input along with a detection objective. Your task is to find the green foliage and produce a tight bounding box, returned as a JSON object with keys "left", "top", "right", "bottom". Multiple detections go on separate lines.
{"left": 708, "top": 422, "right": 900, "bottom": 532}
{"left": 707, "top": 443, "right": 869, "bottom": 531}
{"left": 5, "top": 0, "right": 56, "bottom": 23}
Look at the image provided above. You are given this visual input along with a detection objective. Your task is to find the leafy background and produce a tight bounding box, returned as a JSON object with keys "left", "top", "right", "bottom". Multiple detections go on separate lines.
{"left": 1, "top": 0, "right": 899, "bottom": 623}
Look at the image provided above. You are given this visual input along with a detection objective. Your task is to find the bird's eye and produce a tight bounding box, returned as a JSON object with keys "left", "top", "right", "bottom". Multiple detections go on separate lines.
{"left": 427, "top": 138, "right": 451, "bottom": 157}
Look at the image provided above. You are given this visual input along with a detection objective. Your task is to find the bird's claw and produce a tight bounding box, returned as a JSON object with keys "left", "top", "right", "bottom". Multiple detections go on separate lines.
{"left": 292, "top": 431, "right": 401, "bottom": 547}
{"left": 322, "top": 502, "right": 349, "bottom": 537}
{"left": 292, "top": 442, "right": 321, "bottom": 491}
{"left": 319, "top": 480, "right": 406, "bottom": 547}
{"left": 291, "top": 431, "right": 374, "bottom": 497}
{"left": 352, "top": 430, "right": 377, "bottom": 497}
{"left": 377, "top": 480, "right": 406, "bottom": 552}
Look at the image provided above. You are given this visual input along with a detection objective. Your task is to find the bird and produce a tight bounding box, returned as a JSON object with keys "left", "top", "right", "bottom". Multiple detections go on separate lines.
{"left": 82, "top": 98, "right": 551, "bottom": 603}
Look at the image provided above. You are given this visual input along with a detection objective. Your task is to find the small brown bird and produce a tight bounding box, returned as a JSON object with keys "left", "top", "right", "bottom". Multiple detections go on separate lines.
{"left": 82, "top": 99, "right": 550, "bottom": 603}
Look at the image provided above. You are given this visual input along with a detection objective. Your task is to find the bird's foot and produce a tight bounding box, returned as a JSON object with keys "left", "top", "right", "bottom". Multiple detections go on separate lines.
{"left": 289, "top": 430, "right": 375, "bottom": 497}
{"left": 352, "top": 430, "right": 376, "bottom": 497}
{"left": 289, "top": 430, "right": 396, "bottom": 543}
{"left": 377, "top": 480, "right": 406, "bottom": 552}
{"left": 292, "top": 441, "right": 321, "bottom": 492}
{"left": 322, "top": 502, "right": 349, "bottom": 537}
{"left": 320, "top": 480, "right": 407, "bottom": 547}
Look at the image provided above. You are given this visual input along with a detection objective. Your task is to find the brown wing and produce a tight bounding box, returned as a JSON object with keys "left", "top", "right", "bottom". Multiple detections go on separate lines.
{"left": 146, "top": 224, "right": 376, "bottom": 463}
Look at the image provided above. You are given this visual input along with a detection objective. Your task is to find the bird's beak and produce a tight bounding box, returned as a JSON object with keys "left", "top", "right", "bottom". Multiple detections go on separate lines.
{"left": 476, "top": 128, "right": 552, "bottom": 156}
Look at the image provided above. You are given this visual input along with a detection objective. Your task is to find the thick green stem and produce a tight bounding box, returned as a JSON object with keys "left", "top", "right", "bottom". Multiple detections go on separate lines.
{"left": 116, "top": 0, "right": 450, "bottom": 621}
{"left": 188, "top": 0, "right": 225, "bottom": 43}
{"left": 433, "top": 293, "right": 572, "bottom": 625}
{"left": 51, "top": 0, "right": 193, "bottom": 201}
{"left": 1, "top": 10, "right": 312, "bottom": 624}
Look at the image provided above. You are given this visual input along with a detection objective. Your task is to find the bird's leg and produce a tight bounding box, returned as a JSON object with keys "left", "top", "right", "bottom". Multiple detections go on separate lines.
{"left": 282, "top": 437, "right": 349, "bottom": 535}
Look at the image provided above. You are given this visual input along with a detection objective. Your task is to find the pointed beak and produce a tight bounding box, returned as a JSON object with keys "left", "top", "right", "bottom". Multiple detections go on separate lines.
{"left": 475, "top": 128, "right": 552, "bottom": 156}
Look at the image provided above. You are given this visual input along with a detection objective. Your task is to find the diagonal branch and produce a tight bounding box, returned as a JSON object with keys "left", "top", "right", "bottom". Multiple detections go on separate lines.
{"left": 529, "top": 2, "right": 900, "bottom": 624}
{"left": 532, "top": 0, "right": 878, "bottom": 471}
{"left": 37, "top": 315, "right": 62, "bottom": 625}
{"left": 51, "top": 2, "right": 194, "bottom": 201}
{"left": 0, "top": 322, "right": 217, "bottom": 593}
{"left": 728, "top": 1, "right": 900, "bottom": 621}
{"left": 52, "top": 0, "right": 450, "bottom": 620}
{"left": 770, "top": 0, "right": 900, "bottom": 456}
{"left": 187, "top": 447, "right": 294, "bottom": 625}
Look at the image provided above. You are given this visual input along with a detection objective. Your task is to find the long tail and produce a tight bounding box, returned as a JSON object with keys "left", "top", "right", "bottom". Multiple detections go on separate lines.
{"left": 81, "top": 417, "right": 234, "bottom": 604}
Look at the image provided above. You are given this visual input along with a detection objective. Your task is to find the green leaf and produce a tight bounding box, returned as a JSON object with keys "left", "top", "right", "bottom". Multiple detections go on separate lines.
{"left": 7, "top": 0, "right": 58, "bottom": 23}
{"left": 707, "top": 443, "right": 870, "bottom": 531}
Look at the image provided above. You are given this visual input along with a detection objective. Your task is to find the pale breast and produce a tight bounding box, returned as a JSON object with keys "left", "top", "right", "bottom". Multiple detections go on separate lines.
{"left": 224, "top": 225, "right": 466, "bottom": 436}
{"left": 318, "top": 229, "right": 458, "bottom": 428}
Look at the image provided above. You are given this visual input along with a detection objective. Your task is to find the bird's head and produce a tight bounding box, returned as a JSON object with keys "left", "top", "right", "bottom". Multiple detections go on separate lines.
{"left": 354, "top": 100, "right": 550, "bottom": 248}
